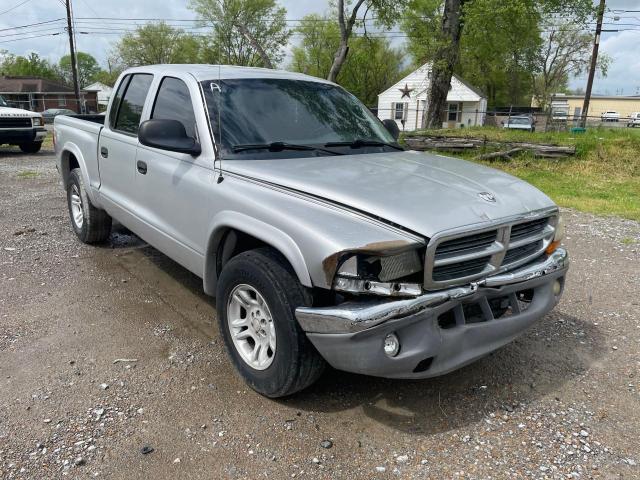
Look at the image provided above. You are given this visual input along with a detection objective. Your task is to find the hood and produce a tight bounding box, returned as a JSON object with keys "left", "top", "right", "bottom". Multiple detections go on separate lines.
{"left": 225, "top": 150, "right": 556, "bottom": 238}
{"left": 0, "top": 106, "right": 40, "bottom": 118}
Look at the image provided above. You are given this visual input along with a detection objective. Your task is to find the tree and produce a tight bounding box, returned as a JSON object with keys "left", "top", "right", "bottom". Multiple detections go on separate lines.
{"left": 0, "top": 51, "right": 58, "bottom": 79}
{"left": 327, "top": 0, "right": 403, "bottom": 83}
{"left": 189, "top": 0, "right": 290, "bottom": 68}
{"left": 114, "top": 22, "right": 203, "bottom": 67}
{"left": 532, "top": 21, "right": 610, "bottom": 110}
{"left": 457, "top": 0, "right": 540, "bottom": 106}
{"left": 402, "top": 0, "right": 596, "bottom": 127}
{"left": 59, "top": 52, "right": 101, "bottom": 88}
{"left": 423, "top": 0, "right": 465, "bottom": 129}
{"left": 290, "top": 15, "right": 405, "bottom": 106}
{"left": 290, "top": 15, "right": 341, "bottom": 78}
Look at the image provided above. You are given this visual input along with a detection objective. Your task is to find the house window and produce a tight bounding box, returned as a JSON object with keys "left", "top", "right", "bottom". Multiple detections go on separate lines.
{"left": 394, "top": 102, "right": 406, "bottom": 120}
{"left": 447, "top": 102, "right": 459, "bottom": 122}
{"left": 59, "top": 95, "right": 66, "bottom": 106}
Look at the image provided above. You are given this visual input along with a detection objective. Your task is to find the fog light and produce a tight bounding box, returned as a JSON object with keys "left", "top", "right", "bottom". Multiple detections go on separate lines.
{"left": 383, "top": 333, "right": 400, "bottom": 357}
{"left": 553, "top": 279, "right": 562, "bottom": 296}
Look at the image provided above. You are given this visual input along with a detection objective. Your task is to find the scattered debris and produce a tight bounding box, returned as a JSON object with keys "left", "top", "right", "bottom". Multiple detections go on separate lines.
{"left": 140, "top": 446, "right": 154, "bottom": 455}
{"left": 320, "top": 440, "right": 333, "bottom": 449}
{"left": 112, "top": 358, "right": 138, "bottom": 364}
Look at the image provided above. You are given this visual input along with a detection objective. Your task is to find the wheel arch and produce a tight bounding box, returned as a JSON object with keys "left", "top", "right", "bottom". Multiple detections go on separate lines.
{"left": 203, "top": 212, "right": 313, "bottom": 297}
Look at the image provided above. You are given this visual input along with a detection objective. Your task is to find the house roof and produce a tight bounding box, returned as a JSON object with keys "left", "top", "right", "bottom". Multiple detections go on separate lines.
{"left": 0, "top": 76, "right": 76, "bottom": 93}
{"left": 377, "top": 62, "right": 486, "bottom": 101}
{"left": 0, "top": 75, "right": 96, "bottom": 94}
{"left": 84, "top": 81, "right": 113, "bottom": 92}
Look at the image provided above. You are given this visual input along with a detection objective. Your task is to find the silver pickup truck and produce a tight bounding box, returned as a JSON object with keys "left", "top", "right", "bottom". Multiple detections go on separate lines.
{"left": 54, "top": 65, "right": 568, "bottom": 397}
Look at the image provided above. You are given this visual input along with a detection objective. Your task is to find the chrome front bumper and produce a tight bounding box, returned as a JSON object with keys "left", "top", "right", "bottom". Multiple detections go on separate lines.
{"left": 296, "top": 248, "right": 569, "bottom": 334}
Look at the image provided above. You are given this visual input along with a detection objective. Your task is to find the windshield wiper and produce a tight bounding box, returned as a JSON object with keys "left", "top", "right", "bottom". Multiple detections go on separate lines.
{"left": 232, "top": 142, "right": 343, "bottom": 156}
{"left": 324, "top": 139, "right": 404, "bottom": 151}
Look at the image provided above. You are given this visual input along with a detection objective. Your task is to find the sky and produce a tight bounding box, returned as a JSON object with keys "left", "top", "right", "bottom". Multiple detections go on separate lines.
{"left": 1, "top": 0, "right": 639, "bottom": 97}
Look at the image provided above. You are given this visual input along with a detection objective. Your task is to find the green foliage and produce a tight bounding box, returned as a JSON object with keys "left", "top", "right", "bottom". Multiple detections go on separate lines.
{"left": 290, "top": 15, "right": 340, "bottom": 78}
{"left": 114, "top": 22, "right": 204, "bottom": 67}
{"left": 290, "top": 14, "right": 406, "bottom": 106}
{"left": 0, "top": 51, "right": 58, "bottom": 80}
{"left": 401, "top": 0, "right": 601, "bottom": 107}
{"left": 189, "top": 0, "right": 290, "bottom": 67}
{"left": 403, "top": 126, "right": 640, "bottom": 220}
{"left": 59, "top": 52, "right": 101, "bottom": 88}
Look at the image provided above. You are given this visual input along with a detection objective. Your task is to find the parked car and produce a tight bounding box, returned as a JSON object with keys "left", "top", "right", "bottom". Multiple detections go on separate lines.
{"left": 0, "top": 94, "right": 46, "bottom": 153}
{"left": 502, "top": 115, "right": 536, "bottom": 132}
{"left": 627, "top": 112, "right": 640, "bottom": 127}
{"left": 41, "top": 108, "right": 76, "bottom": 124}
{"left": 54, "top": 65, "right": 569, "bottom": 397}
{"left": 601, "top": 111, "right": 620, "bottom": 122}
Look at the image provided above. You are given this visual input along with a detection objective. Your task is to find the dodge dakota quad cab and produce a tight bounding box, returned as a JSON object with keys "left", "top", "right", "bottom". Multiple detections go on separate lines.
{"left": 54, "top": 65, "right": 569, "bottom": 397}
{"left": 0, "top": 95, "right": 46, "bottom": 153}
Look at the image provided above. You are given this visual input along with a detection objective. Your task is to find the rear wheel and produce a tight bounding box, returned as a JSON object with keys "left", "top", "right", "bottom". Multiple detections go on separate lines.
{"left": 67, "top": 168, "right": 112, "bottom": 243}
{"left": 216, "top": 248, "right": 325, "bottom": 397}
{"left": 19, "top": 142, "right": 42, "bottom": 153}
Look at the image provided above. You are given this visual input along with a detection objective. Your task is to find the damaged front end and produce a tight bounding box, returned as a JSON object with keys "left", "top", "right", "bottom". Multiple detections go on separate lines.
{"left": 295, "top": 211, "right": 569, "bottom": 379}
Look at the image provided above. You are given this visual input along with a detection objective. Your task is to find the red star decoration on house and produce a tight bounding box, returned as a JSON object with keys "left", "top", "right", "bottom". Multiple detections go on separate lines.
{"left": 398, "top": 83, "right": 414, "bottom": 99}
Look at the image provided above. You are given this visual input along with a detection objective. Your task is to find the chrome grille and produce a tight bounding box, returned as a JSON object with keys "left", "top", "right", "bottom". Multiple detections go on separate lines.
{"left": 424, "top": 212, "right": 557, "bottom": 290}
{"left": 435, "top": 230, "right": 497, "bottom": 257}
{"left": 433, "top": 255, "right": 491, "bottom": 281}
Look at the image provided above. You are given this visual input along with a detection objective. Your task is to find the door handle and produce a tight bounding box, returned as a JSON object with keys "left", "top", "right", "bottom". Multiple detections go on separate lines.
{"left": 100, "top": 146, "right": 108, "bottom": 158}
{"left": 136, "top": 160, "right": 147, "bottom": 175}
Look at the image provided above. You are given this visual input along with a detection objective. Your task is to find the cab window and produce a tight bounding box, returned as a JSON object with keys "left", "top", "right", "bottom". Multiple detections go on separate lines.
{"left": 151, "top": 77, "right": 197, "bottom": 139}
{"left": 113, "top": 73, "right": 153, "bottom": 135}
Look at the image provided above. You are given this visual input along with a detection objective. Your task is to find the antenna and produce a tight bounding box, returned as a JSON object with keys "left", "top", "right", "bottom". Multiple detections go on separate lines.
{"left": 211, "top": 78, "right": 224, "bottom": 184}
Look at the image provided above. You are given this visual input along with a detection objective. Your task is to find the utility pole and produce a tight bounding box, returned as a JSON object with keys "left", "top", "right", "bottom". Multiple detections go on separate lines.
{"left": 65, "top": 0, "right": 81, "bottom": 113}
{"left": 581, "top": 0, "right": 605, "bottom": 127}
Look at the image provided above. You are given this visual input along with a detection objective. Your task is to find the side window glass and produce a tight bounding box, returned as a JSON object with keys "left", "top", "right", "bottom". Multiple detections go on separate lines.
{"left": 114, "top": 73, "right": 153, "bottom": 135}
{"left": 108, "top": 75, "right": 129, "bottom": 128}
{"left": 151, "top": 77, "right": 197, "bottom": 139}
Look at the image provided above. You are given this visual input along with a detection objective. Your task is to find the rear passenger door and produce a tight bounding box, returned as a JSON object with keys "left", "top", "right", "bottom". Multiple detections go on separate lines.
{"left": 98, "top": 73, "right": 153, "bottom": 222}
{"left": 132, "top": 75, "right": 216, "bottom": 276}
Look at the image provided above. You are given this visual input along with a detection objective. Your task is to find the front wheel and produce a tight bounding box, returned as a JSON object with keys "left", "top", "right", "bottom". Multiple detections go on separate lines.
{"left": 19, "top": 142, "right": 42, "bottom": 153}
{"left": 67, "top": 168, "right": 112, "bottom": 243}
{"left": 216, "top": 248, "right": 325, "bottom": 397}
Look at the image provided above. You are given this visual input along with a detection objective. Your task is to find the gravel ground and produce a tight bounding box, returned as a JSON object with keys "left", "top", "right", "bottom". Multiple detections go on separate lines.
{"left": 0, "top": 147, "right": 639, "bottom": 480}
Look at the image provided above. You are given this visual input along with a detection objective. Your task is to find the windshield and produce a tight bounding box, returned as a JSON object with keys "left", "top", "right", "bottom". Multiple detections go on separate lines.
{"left": 508, "top": 117, "right": 531, "bottom": 125}
{"left": 0, "top": 95, "right": 8, "bottom": 107}
{"left": 201, "top": 78, "right": 396, "bottom": 159}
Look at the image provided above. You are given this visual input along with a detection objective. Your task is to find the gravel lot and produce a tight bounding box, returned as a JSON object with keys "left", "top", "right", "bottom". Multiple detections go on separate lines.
{"left": 1, "top": 147, "right": 639, "bottom": 479}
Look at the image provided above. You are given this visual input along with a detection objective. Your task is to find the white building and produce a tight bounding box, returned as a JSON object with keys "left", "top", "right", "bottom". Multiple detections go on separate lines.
{"left": 84, "top": 81, "right": 113, "bottom": 108}
{"left": 377, "top": 63, "right": 487, "bottom": 131}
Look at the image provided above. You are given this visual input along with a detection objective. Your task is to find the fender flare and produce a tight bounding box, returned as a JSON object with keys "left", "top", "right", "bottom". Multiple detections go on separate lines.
{"left": 60, "top": 142, "right": 98, "bottom": 204}
{"left": 203, "top": 211, "right": 313, "bottom": 296}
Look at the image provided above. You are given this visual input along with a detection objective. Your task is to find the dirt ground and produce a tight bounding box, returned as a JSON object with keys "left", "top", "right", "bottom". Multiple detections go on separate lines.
{"left": 1, "top": 147, "right": 639, "bottom": 480}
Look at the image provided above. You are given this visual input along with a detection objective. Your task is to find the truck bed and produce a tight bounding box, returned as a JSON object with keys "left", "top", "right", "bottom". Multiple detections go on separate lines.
{"left": 68, "top": 114, "right": 105, "bottom": 125}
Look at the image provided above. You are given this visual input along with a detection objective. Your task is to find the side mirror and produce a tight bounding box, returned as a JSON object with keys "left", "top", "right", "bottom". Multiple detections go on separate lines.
{"left": 139, "top": 119, "right": 201, "bottom": 156}
{"left": 382, "top": 118, "right": 400, "bottom": 140}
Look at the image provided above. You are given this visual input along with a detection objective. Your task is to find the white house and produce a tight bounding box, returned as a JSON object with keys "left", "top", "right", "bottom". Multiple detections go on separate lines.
{"left": 377, "top": 63, "right": 487, "bottom": 131}
{"left": 84, "top": 81, "right": 113, "bottom": 108}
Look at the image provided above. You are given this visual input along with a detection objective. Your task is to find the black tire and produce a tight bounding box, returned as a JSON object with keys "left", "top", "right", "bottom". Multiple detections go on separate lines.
{"left": 216, "top": 247, "right": 325, "bottom": 397}
{"left": 67, "top": 168, "right": 112, "bottom": 243}
{"left": 19, "top": 142, "right": 42, "bottom": 154}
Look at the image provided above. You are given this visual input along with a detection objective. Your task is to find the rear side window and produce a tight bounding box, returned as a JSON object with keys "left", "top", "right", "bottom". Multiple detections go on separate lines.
{"left": 113, "top": 73, "right": 153, "bottom": 135}
{"left": 151, "top": 77, "right": 197, "bottom": 139}
{"left": 108, "top": 76, "right": 130, "bottom": 128}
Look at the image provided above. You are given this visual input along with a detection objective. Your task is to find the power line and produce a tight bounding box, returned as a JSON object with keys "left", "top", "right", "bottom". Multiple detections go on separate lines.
{"left": 0, "top": 0, "right": 33, "bottom": 16}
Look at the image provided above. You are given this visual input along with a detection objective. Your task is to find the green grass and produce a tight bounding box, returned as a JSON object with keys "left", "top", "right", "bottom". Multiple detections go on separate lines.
{"left": 403, "top": 127, "right": 640, "bottom": 221}
{"left": 17, "top": 170, "right": 39, "bottom": 178}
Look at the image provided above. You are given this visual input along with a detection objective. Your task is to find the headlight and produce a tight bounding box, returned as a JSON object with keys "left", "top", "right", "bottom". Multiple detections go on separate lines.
{"left": 554, "top": 214, "right": 565, "bottom": 242}
{"left": 333, "top": 250, "right": 424, "bottom": 297}
{"left": 32, "top": 117, "right": 42, "bottom": 126}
